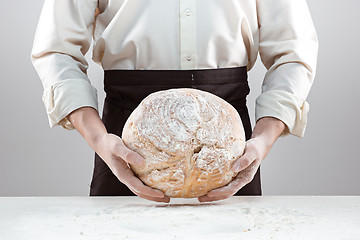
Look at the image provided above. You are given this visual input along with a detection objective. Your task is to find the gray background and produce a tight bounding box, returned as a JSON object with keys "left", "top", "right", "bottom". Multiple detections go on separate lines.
{"left": 1, "top": 0, "right": 359, "bottom": 196}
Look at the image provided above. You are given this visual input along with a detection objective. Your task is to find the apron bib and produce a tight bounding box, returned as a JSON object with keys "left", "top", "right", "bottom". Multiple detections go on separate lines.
{"left": 90, "top": 66, "right": 262, "bottom": 196}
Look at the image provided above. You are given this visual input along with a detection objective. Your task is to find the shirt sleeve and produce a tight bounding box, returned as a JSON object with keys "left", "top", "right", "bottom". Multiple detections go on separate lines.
{"left": 255, "top": 0, "right": 319, "bottom": 137}
{"left": 30, "top": 0, "right": 99, "bottom": 130}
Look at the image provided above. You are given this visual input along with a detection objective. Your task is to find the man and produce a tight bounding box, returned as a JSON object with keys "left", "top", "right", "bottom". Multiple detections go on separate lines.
{"left": 30, "top": 0, "right": 318, "bottom": 203}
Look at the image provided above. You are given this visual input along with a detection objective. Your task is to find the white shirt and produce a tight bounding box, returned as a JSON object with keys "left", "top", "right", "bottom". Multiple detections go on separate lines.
{"left": 30, "top": 0, "right": 318, "bottom": 137}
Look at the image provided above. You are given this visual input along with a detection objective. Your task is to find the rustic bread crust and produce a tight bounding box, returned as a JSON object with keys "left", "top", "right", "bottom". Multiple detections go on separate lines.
{"left": 122, "top": 88, "right": 245, "bottom": 198}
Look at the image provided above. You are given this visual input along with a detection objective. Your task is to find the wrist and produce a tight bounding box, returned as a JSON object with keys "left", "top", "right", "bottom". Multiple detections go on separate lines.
{"left": 89, "top": 129, "right": 108, "bottom": 152}
{"left": 67, "top": 107, "right": 108, "bottom": 151}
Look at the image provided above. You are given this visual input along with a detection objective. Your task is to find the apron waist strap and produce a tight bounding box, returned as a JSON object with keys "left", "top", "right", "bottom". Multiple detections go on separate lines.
{"left": 104, "top": 66, "right": 248, "bottom": 86}
{"left": 103, "top": 66, "right": 249, "bottom": 111}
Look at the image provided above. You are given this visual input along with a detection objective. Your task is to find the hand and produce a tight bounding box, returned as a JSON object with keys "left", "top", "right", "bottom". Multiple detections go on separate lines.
{"left": 198, "top": 137, "right": 265, "bottom": 202}
{"left": 198, "top": 117, "right": 286, "bottom": 202}
{"left": 67, "top": 107, "right": 170, "bottom": 203}
{"left": 95, "top": 133, "right": 170, "bottom": 203}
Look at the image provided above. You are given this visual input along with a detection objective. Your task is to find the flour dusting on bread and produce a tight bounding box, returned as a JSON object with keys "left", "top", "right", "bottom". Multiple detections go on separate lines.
{"left": 122, "top": 88, "right": 245, "bottom": 198}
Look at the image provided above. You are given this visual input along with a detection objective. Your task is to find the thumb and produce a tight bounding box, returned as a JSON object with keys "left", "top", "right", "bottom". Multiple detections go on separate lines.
{"left": 111, "top": 137, "right": 145, "bottom": 166}
{"left": 231, "top": 143, "right": 257, "bottom": 172}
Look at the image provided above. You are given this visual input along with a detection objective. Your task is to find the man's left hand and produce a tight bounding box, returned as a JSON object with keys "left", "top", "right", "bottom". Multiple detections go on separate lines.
{"left": 197, "top": 117, "right": 286, "bottom": 202}
{"left": 198, "top": 137, "right": 265, "bottom": 202}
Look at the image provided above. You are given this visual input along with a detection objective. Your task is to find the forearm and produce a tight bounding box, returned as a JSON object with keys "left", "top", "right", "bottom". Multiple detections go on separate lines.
{"left": 66, "top": 107, "right": 107, "bottom": 151}
{"left": 251, "top": 116, "right": 286, "bottom": 149}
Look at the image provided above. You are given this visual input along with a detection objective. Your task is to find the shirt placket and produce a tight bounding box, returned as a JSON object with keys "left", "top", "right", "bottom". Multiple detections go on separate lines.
{"left": 179, "top": 0, "right": 197, "bottom": 69}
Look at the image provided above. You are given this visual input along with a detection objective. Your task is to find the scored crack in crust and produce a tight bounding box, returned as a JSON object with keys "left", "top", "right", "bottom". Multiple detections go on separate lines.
{"left": 121, "top": 88, "right": 246, "bottom": 198}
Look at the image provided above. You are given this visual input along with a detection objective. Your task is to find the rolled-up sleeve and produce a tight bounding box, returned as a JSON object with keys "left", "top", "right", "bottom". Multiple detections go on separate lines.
{"left": 30, "top": 0, "right": 99, "bottom": 130}
{"left": 256, "top": 0, "right": 319, "bottom": 137}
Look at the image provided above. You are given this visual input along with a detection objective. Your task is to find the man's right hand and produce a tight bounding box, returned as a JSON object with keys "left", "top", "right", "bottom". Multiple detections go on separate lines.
{"left": 67, "top": 107, "right": 170, "bottom": 203}
{"left": 94, "top": 133, "right": 170, "bottom": 203}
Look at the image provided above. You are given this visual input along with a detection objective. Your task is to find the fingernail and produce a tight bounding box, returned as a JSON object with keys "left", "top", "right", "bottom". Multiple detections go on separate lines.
{"left": 156, "top": 190, "right": 164, "bottom": 198}
{"left": 207, "top": 192, "right": 214, "bottom": 197}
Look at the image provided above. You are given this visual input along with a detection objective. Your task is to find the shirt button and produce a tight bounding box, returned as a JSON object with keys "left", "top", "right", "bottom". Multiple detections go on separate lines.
{"left": 185, "top": 9, "right": 192, "bottom": 16}
{"left": 186, "top": 56, "right": 192, "bottom": 61}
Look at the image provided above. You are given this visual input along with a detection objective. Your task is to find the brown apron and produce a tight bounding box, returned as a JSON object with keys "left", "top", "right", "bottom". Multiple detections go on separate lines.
{"left": 89, "top": 66, "right": 262, "bottom": 196}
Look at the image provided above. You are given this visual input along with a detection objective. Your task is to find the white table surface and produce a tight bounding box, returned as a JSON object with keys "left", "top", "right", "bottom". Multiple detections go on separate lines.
{"left": 0, "top": 196, "right": 359, "bottom": 240}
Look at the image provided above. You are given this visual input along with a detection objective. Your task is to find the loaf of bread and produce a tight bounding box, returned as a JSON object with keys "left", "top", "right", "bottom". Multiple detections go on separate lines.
{"left": 121, "top": 88, "right": 246, "bottom": 198}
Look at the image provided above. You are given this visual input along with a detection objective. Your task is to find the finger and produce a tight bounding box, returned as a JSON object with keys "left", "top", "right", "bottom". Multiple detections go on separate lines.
{"left": 110, "top": 159, "right": 166, "bottom": 199}
{"left": 198, "top": 194, "right": 230, "bottom": 203}
{"left": 138, "top": 193, "right": 171, "bottom": 203}
{"left": 111, "top": 137, "right": 145, "bottom": 166}
{"left": 207, "top": 178, "right": 247, "bottom": 197}
{"left": 131, "top": 180, "right": 166, "bottom": 199}
{"left": 128, "top": 186, "right": 170, "bottom": 203}
{"left": 118, "top": 167, "right": 166, "bottom": 198}
{"left": 208, "top": 159, "right": 261, "bottom": 198}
